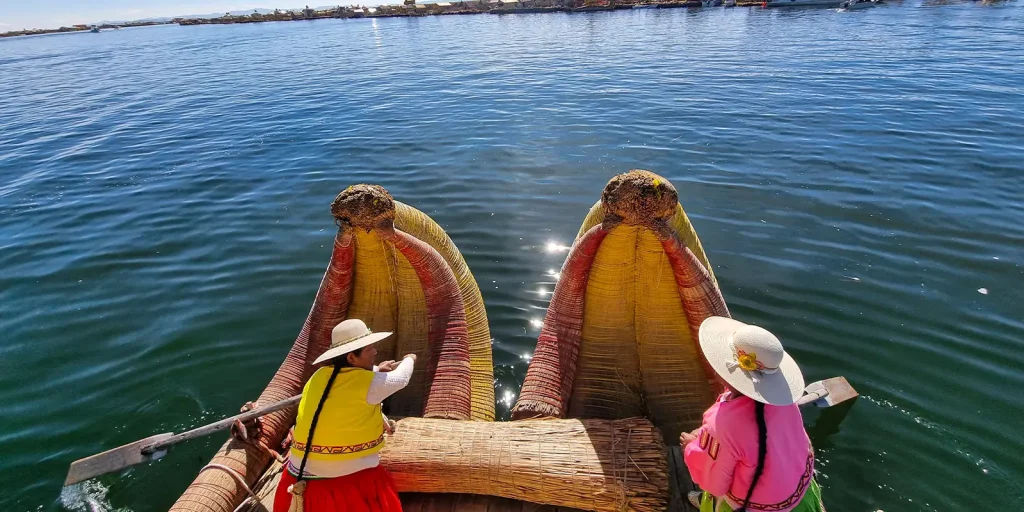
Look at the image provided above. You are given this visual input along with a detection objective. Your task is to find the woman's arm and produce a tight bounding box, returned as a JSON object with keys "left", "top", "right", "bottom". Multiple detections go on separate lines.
{"left": 366, "top": 354, "right": 416, "bottom": 405}
{"left": 683, "top": 427, "right": 740, "bottom": 497}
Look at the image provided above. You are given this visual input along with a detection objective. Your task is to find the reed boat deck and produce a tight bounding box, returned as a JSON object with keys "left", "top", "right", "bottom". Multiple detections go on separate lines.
{"left": 239, "top": 446, "right": 699, "bottom": 512}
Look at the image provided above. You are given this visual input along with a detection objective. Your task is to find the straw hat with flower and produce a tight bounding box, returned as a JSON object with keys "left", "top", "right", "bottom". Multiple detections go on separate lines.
{"left": 699, "top": 317, "right": 805, "bottom": 406}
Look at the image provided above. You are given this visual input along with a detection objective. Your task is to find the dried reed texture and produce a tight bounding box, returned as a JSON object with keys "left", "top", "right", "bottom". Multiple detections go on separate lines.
{"left": 575, "top": 202, "right": 716, "bottom": 289}
{"left": 515, "top": 170, "right": 729, "bottom": 443}
{"left": 512, "top": 225, "right": 609, "bottom": 420}
{"left": 636, "top": 230, "right": 716, "bottom": 436}
{"left": 348, "top": 229, "right": 400, "bottom": 358}
{"left": 660, "top": 232, "right": 731, "bottom": 384}
{"left": 391, "top": 251, "right": 430, "bottom": 418}
{"left": 385, "top": 228, "right": 472, "bottom": 420}
{"left": 173, "top": 184, "right": 492, "bottom": 511}
{"left": 382, "top": 417, "right": 669, "bottom": 512}
{"left": 396, "top": 202, "right": 494, "bottom": 421}
{"left": 568, "top": 225, "right": 645, "bottom": 420}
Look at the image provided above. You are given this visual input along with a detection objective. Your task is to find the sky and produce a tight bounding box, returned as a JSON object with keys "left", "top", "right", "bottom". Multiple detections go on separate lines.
{"left": 0, "top": 0, "right": 338, "bottom": 30}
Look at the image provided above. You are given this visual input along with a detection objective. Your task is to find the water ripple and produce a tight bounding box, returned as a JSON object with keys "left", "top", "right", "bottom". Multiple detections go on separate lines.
{"left": 1, "top": 4, "right": 1023, "bottom": 511}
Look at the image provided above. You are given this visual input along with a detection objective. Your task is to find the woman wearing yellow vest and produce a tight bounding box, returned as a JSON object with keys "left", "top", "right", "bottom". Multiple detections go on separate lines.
{"left": 275, "top": 319, "right": 416, "bottom": 512}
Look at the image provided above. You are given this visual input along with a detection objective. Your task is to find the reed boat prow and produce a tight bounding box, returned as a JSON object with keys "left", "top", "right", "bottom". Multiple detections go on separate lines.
{"left": 170, "top": 184, "right": 495, "bottom": 512}
{"left": 514, "top": 169, "right": 727, "bottom": 439}
{"left": 175, "top": 173, "right": 724, "bottom": 512}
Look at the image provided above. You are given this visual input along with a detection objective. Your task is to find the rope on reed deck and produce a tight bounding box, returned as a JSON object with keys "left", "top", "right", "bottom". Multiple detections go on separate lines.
{"left": 197, "top": 463, "right": 261, "bottom": 512}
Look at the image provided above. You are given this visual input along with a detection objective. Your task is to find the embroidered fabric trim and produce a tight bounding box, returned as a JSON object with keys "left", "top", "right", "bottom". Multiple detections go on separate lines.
{"left": 293, "top": 433, "right": 385, "bottom": 455}
{"left": 726, "top": 449, "right": 814, "bottom": 512}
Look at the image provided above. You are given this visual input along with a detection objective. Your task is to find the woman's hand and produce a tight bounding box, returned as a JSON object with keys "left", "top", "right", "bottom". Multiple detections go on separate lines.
{"left": 377, "top": 360, "right": 398, "bottom": 372}
{"left": 680, "top": 427, "right": 701, "bottom": 446}
{"left": 403, "top": 353, "right": 417, "bottom": 362}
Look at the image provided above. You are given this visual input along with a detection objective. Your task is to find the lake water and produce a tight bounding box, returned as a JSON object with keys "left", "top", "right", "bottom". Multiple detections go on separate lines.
{"left": 1, "top": 3, "right": 1022, "bottom": 511}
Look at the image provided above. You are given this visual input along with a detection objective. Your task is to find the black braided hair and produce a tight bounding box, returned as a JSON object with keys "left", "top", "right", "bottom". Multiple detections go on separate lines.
{"left": 737, "top": 401, "right": 768, "bottom": 512}
{"left": 296, "top": 362, "right": 343, "bottom": 482}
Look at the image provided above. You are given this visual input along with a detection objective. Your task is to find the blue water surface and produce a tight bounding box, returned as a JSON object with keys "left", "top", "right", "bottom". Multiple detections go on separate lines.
{"left": 1, "top": 2, "right": 1022, "bottom": 510}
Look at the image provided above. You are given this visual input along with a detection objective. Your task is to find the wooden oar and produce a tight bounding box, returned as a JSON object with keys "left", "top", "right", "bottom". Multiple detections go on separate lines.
{"left": 65, "top": 378, "right": 857, "bottom": 487}
{"left": 64, "top": 394, "right": 301, "bottom": 486}
{"left": 797, "top": 376, "right": 858, "bottom": 407}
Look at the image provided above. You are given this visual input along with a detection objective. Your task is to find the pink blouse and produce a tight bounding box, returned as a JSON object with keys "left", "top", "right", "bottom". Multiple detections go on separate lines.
{"left": 683, "top": 392, "right": 814, "bottom": 512}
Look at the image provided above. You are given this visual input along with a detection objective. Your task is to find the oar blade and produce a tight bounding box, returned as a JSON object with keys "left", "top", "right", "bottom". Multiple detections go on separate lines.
{"left": 64, "top": 433, "right": 174, "bottom": 486}
{"left": 798, "top": 377, "right": 858, "bottom": 407}
{"left": 818, "top": 376, "right": 858, "bottom": 406}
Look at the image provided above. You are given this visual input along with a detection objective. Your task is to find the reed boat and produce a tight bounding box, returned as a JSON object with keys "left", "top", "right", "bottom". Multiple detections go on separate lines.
{"left": 166, "top": 171, "right": 769, "bottom": 512}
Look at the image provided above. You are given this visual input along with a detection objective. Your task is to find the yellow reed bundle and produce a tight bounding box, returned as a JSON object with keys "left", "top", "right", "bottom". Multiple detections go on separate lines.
{"left": 516, "top": 170, "right": 725, "bottom": 444}
{"left": 381, "top": 417, "right": 669, "bottom": 512}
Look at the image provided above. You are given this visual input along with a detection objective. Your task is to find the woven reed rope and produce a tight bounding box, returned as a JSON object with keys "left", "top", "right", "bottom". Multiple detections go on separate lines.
{"left": 348, "top": 229, "right": 401, "bottom": 357}
{"left": 385, "top": 227, "right": 473, "bottom": 419}
{"left": 392, "top": 247, "right": 430, "bottom": 418}
{"left": 660, "top": 232, "right": 730, "bottom": 384}
{"left": 513, "top": 225, "right": 608, "bottom": 420}
{"left": 396, "top": 202, "right": 495, "bottom": 421}
{"left": 381, "top": 417, "right": 669, "bottom": 512}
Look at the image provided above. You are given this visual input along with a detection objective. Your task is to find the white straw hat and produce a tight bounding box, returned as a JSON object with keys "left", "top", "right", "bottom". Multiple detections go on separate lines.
{"left": 312, "top": 319, "right": 392, "bottom": 366}
{"left": 699, "top": 317, "right": 805, "bottom": 406}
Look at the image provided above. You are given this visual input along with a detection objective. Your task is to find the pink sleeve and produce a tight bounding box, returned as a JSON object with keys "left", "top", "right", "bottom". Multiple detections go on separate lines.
{"left": 683, "top": 426, "right": 739, "bottom": 497}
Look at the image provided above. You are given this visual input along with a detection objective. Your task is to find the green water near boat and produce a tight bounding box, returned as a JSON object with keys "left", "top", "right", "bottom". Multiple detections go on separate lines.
{"left": 1, "top": 4, "right": 1022, "bottom": 511}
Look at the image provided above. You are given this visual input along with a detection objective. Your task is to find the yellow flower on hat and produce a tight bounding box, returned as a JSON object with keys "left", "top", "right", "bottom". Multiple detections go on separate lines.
{"left": 737, "top": 351, "right": 759, "bottom": 372}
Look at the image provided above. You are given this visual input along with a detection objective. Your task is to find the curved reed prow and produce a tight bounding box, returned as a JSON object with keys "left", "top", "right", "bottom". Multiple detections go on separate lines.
{"left": 170, "top": 184, "right": 493, "bottom": 512}
{"left": 513, "top": 170, "right": 729, "bottom": 441}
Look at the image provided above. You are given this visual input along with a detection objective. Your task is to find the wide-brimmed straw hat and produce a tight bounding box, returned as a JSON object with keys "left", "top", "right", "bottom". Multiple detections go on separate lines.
{"left": 312, "top": 319, "right": 392, "bottom": 366}
{"left": 699, "top": 317, "right": 805, "bottom": 406}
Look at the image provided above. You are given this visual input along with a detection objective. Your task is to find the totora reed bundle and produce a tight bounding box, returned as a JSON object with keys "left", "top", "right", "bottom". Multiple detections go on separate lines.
{"left": 381, "top": 417, "right": 669, "bottom": 512}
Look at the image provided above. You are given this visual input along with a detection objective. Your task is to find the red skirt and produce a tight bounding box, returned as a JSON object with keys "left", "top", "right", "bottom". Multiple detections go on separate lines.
{"left": 274, "top": 465, "right": 403, "bottom": 512}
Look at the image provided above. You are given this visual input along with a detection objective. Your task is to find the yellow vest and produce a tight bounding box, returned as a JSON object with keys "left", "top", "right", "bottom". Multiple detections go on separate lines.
{"left": 290, "top": 367, "right": 386, "bottom": 462}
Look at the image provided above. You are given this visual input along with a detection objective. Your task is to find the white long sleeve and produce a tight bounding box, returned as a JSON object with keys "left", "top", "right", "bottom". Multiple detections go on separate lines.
{"left": 366, "top": 356, "right": 414, "bottom": 405}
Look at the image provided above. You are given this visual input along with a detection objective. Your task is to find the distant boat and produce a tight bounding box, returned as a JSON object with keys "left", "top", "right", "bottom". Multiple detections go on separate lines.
{"left": 839, "top": 0, "right": 882, "bottom": 9}
{"left": 764, "top": 0, "right": 841, "bottom": 6}
{"left": 90, "top": 26, "right": 100, "bottom": 33}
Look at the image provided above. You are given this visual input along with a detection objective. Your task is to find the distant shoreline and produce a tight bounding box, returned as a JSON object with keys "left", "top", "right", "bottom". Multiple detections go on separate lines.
{"left": 0, "top": 1, "right": 736, "bottom": 39}
{"left": 0, "top": 21, "right": 169, "bottom": 39}
{"left": 173, "top": 1, "right": 738, "bottom": 26}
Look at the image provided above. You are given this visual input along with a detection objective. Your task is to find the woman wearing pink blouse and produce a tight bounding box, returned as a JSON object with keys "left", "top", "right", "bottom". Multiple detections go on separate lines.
{"left": 681, "top": 317, "right": 825, "bottom": 512}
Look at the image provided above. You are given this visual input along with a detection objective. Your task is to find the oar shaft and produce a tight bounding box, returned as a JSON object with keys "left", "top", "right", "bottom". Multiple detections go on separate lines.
{"left": 144, "top": 395, "right": 302, "bottom": 453}
{"left": 797, "top": 388, "right": 828, "bottom": 406}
